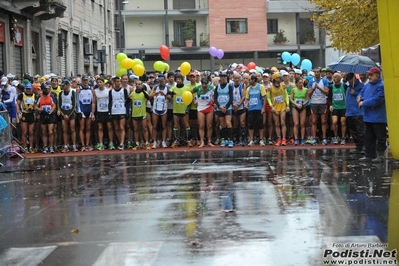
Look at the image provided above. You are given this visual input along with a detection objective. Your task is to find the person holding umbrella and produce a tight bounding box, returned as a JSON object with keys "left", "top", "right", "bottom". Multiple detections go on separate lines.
{"left": 357, "top": 67, "right": 387, "bottom": 162}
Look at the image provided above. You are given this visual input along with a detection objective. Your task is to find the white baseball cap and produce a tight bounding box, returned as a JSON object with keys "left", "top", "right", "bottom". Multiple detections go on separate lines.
{"left": 1, "top": 77, "right": 8, "bottom": 85}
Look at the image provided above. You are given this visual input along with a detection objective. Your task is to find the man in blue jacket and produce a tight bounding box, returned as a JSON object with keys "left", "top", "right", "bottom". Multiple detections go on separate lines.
{"left": 345, "top": 73, "right": 364, "bottom": 154}
{"left": 357, "top": 67, "right": 387, "bottom": 162}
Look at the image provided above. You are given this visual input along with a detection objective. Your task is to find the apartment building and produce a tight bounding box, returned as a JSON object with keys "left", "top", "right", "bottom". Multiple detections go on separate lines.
{"left": 0, "top": 0, "right": 116, "bottom": 77}
{"left": 120, "top": 0, "right": 325, "bottom": 72}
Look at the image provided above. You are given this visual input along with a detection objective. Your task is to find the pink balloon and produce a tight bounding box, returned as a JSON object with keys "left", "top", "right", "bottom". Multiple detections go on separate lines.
{"left": 209, "top": 46, "right": 217, "bottom": 57}
{"left": 216, "top": 49, "right": 224, "bottom": 59}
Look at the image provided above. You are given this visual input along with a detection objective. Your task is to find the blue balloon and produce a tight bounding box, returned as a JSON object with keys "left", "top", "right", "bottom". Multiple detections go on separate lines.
{"left": 291, "top": 53, "right": 301, "bottom": 66}
{"left": 301, "top": 59, "right": 312, "bottom": 72}
{"left": 281, "top": 51, "right": 292, "bottom": 63}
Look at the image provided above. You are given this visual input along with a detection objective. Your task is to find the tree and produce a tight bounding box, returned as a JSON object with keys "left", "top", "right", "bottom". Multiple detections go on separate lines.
{"left": 309, "top": 0, "right": 378, "bottom": 52}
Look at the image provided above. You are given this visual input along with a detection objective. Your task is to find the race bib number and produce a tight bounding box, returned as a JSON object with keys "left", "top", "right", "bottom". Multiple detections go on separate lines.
{"left": 155, "top": 97, "right": 165, "bottom": 111}
{"left": 113, "top": 101, "right": 124, "bottom": 109}
{"left": 176, "top": 96, "right": 183, "bottom": 104}
{"left": 218, "top": 95, "right": 228, "bottom": 103}
{"left": 82, "top": 97, "right": 91, "bottom": 104}
{"left": 333, "top": 93, "right": 343, "bottom": 101}
{"left": 249, "top": 98, "right": 258, "bottom": 106}
{"left": 24, "top": 98, "right": 34, "bottom": 105}
{"left": 274, "top": 95, "right": 283, "bottom": 103}
{"left": 42, "top": 105, "right": 51, "bottom": 112}
{"left": 133, "top": 100, "right": 142, "bottom": 107}
{"left": 99, "top": 102, "right": 108, "bottom": 109}
{"left": 295, "top": 99, "right": 304, "bottom": 105}
{"left": 200, "top": 95, "right": 210, "bottom": 101}
{"left": 233, "top": 95, "right": 241, "bottom": 103}
{"left": 61, "top": 104, "right": 72, "bottom": 110}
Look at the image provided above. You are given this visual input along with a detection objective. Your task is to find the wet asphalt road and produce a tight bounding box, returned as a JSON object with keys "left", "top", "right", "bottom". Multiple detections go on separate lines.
{"left": 0, "top": 149, "right": 398, "bottom": 266}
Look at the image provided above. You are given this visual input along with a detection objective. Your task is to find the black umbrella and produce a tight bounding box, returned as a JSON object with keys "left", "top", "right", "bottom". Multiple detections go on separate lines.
{"left": 328, "top": 54, "right": 377, "bottom": 74}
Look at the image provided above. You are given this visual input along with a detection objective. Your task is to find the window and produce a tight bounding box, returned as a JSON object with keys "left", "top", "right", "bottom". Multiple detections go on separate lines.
{"left": 226, "top": 19, "right": 247, "bottom": 34}
{"left": 267, "top": 19, "right": 278, "bottom": 34}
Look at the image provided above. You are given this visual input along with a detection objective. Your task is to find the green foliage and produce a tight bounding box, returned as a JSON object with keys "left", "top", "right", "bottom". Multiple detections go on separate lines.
{"left": 182, "top": 19, "right": 196, "bottom": 40}
{"left": 273, "top": 29, "right": 288, "bottom": 44}
{"left": 302, "top": 29, "right": 316, "bottom": 43}
{"left": 309, "top": 0, "right": 378, "bottom": 52}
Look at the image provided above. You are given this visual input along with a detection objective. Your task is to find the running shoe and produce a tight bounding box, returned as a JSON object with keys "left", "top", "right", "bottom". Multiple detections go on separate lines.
{"left": 29, "top": 147, "right": 36, "bottom": 154}
{"left": 118, "top": 144, "right": 124, "bottom": 151}
{"left": 127, "top": 141, "right": 133, "bottom": 149}
{"left": 294, "top": 139, "right": 299, "bottom": 145}
{"left": 171, "top": 141, "right": 178, "bottom": 148}
{"left": 241, "top": 140, "right": 246, "bottom": 146}
{"left": 322, "top": 139, "right": 328, "bottom": 145}
{"left": 281, "top": 138, "right": 287, "bottom": 146}
{"left": 275, "top": 138, "right": 281, "bottom": 146}
{"left": 72, "top": 145, "right": 78, "bottom": 152}
{"left": 301, "top": 139, "right": 306, "bottom": 145}
{"left": 96, "top": 143, "right": 104, "bottom": 151}
{"left": 87, "top": 146, "right": 94, "bottom": 151}
{"left": 61, "top": 146, "right": 68, "bottom": 153}
{"left": 152, "top": 142, "right": 157, "bottom": 149}
{"left": 50, "top": 147, "right": 55, "bottom": 154}
{"left": 146, "top": 143, "right": 151, "bottom": 150}
{"left": 109, "top": 143, "right": 115, "bottom": 150}
{"left": 247, "top": 140, "right": 254, "bottom": 147}
{"left": 332, "top": 137, "right": 339, "bottom": 145}
{"left": 289, "top": 138, "right": 295, "bottom": 145}
{"left": 220, "top": 139, "right": 227, "bottom": 147}
{"left": 43, "top": 147, "right": 49, "bottom": 154}
{"left": 81, "top": 146, "right": 87, "bottom": 152}
{"left": 162, "top": 141, "right": 168, "bottom": 148}
{"left": 259, "top": 139, "right": 266, "bottom": 146}
{"left": 187, "top": 140, "right": 193, "bottom": 147}
{"left": 310, "top": 138, "right": 317, "bottom": 145}
{"left": 340, "top": 138, "right": 346, "bottom": 145}
{"left": 268, "top": 138, "right": 273, "bottom": 145}
{"left": 228, "top": 140, "right": 234, "bottom": 148}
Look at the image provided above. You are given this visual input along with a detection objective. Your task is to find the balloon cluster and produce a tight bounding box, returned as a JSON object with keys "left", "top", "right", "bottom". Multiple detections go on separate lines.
{"left": 116, "top": 53, "right": 145, "bottom": 77}
{"left": 209, "top": 47, "right": 224, "bottom": 59}
{"left": 280, "top": 51, "right": 313, "bottom": 71}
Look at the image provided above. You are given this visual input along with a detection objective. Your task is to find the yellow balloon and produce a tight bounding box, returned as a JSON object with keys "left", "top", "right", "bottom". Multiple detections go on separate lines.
{"left": 133, "top": 64, "right": 145, "bottom": 76}
{"left": 182, "top": 91, "right": 193, "bottom": 105}
{"left": 164, "top": 63, "right": 170, "bottom": 72}
{"left": 120, "top": 58, "right": 133, "bottom": 69}
{"left": 180, "top": 62, "right": 191, "bottom": 76}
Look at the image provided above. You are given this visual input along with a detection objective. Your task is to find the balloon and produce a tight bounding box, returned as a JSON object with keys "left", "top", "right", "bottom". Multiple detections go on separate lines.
{"left": 116, "top": 67, "right": 127, "bottom": 77}
{"left": 216, "top": 49, "right": 224, "bottom": 59}
{"left": 247, "top": 62, "right": 256, "bottom": 70}
{"left": 120, "top": 58, "right": 135, "bottom": 69}
{"left": 209, "top": 47, "right": 217, "bottom": 57}
{"left": 271, "top": 67, "right": 278, "bottom": 72}
{"left": 180, "top": 62, "right": 191, "bottom": 76}
{"left": 291, "top": 53, "right": 301, "bottom": 66}
{"left": 153, "top": 61, "right": 165, "bottom": 72}
{"left": 182, "top": 91, "right": 193, "bottom": 105}
{"left": 133, "top": 58, "right": 144, "bottom": 67}
{"left": 159, "top": 45, "right": 170, "bottom": 60}
{"left": 230, "top": 63, "right": 238, "bottom": 70}
{"left": 256, "top": 67, "right": 263, "bottom": 73}
{"left": 133, "top": 64, "right": 145, "bottom": 76}
{"left": 116, "top": 53, "right": 128, "bottom": 63}
{"left": 164, "top": 63, "right": 170, "bottom": 72}
{"left": 281, "top": 51, "right": 291, "bottom": 63}
{"left": 300, "top": 59, "right": 312, "bottom": 72}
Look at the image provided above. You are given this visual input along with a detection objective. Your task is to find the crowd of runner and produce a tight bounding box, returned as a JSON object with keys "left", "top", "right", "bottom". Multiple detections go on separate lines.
{"left": 0, "top": 66, "right": 369, "bottom": 154}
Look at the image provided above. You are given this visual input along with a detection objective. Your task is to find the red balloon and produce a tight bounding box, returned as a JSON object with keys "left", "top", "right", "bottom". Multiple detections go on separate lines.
{"left": 247, "top": 62, "right": 256, "bottom": 70}
{"left": 160, "top": 45, "right": 170, "bottom": 61}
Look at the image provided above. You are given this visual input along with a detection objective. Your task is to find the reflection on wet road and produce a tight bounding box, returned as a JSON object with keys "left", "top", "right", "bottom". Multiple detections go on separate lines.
{"left": 0, "top": 149, "right": 397, "bottom": 265}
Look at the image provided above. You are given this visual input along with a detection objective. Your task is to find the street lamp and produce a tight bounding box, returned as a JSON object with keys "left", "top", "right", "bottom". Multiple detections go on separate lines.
{"left": 122, "top": 1, "right": 129, "bottom": 54}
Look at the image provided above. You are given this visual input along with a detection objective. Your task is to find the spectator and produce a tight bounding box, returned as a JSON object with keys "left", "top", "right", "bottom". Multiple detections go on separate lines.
{"left": 357, "top": 67, "right": 387, "bottom": 162}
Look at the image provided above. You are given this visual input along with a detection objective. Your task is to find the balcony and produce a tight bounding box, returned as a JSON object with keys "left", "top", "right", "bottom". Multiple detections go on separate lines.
{"left": 267, "top": 0, "right": 317, "bottom": 13}
{"left": 20, "top": 0, "right": 66, "bottom": 20}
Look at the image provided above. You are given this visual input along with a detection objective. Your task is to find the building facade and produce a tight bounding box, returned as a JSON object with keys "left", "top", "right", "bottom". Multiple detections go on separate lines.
{"left": 0, "top": 0, "right": 116, "bottom": 78}
{"left": 120, "top": 0, "right": 327, "bottom": 72}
